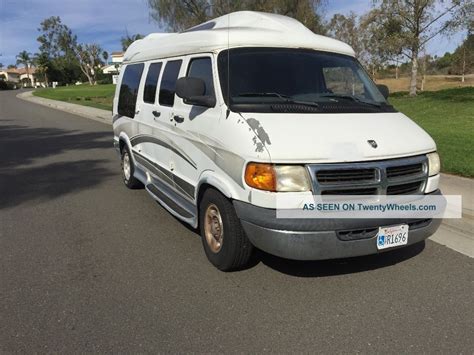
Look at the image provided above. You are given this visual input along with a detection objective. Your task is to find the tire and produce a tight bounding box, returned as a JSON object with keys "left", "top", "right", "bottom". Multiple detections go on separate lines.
{"left": 121, "top": 146, "right": 142, "bottom": 189}
{"left": 199, "top": 188, "right": 254, "bottom": 271}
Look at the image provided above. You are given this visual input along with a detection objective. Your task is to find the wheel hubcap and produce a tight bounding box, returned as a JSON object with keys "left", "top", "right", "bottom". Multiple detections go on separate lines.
{"left": 123, "top": 152, "right": 131, "bottom": 181}
{"left": 204, "top": 204, "right": 223, "bottom": 253}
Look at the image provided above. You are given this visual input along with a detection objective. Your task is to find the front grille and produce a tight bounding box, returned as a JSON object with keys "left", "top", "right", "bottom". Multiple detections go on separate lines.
{"left": 387, "top": 163, "right": 423, "bottom": 179}
{"left": 387, "top": 181, "right": 422, "bottom": 195}
{"left": 321, "top": 188, "right": 378, "bottom": 195}
{"left": 308, "top": 156, "right": 428, "bottom": 195}
{"left": 316, "top": 168, "right": 376, "bottom": 184}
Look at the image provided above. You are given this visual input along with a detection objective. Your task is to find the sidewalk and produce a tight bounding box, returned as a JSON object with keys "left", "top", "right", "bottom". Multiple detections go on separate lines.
{"left": 434, "top": 175, "right": 474, "bottom": 257}
{"left": 17, "top": 90, "right": 474, "bottom": 257}
{"left": 17, "top": 90, "right": 112, "bottom": 125}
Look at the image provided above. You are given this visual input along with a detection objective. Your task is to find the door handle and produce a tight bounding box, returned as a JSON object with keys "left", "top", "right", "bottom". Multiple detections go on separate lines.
{"left": 173, "top": 115, "right": 184, "bottom": 123}
{"left": 152, "top": 110, "right": 161, "bottom": 117}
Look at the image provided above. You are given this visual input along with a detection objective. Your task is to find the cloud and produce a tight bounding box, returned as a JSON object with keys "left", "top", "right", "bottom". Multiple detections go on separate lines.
{"left": 0, "top": 0, "right": 466, "bottom": 66}
{"left": 0, "top": 0, "right": 161, "bottom": 65}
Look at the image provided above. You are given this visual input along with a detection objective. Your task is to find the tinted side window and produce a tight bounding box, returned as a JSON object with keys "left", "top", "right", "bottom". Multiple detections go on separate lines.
{"left": 143, "top": 62, "right": 162, "bottom": 104}
{"left": 187, "top": 57, "right": 214, "bottom": 96}
{"left": 118, "top": 63, "right": 144, "bottom": 118}
{"left": 159, "top": 60, "right": 182, "bottom": 106}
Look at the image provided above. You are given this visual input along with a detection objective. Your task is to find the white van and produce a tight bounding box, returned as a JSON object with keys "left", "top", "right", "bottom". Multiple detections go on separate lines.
{"left": 113, "top": 11, "right": 442, "bottom": 271}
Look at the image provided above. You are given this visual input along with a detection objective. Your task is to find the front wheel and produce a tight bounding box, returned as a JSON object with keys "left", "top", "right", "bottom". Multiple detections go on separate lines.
{"left": 199, "top": 189, "right": 254, "bottom": 271}
{"left": 121, "top": 146, "right": 142, "bottom": 189}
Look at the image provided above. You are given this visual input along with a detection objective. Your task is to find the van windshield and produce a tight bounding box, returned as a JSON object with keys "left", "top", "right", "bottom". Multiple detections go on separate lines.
{"left": 218, "top": 48, "right": 396, "bottom": 113}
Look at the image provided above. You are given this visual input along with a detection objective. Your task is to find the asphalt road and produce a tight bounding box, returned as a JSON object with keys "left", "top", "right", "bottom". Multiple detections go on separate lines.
{"left": 1, "top": 90, "right": 473, "bottom": 353}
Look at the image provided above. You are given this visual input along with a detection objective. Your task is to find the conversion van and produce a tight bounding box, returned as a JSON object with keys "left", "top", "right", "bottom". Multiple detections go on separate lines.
{"left": 113, "top": 11, "right": 442, "bottom": 271}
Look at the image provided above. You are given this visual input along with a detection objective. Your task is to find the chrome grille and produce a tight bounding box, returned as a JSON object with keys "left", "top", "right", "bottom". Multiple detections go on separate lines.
{"left": 316, "top": 168, "right": 376, "bottom": 184}
{"left": 308, "top": 155, "right": 428, "bottom": 195}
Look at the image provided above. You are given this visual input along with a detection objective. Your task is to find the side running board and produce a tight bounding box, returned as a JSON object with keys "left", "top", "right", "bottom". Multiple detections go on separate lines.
{"left": 145, "top": 180, "right": 198, "bottom": 227}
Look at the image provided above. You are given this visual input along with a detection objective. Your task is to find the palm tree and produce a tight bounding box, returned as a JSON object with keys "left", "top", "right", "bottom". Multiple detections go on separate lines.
{"left": 121, "top": 33, "right": 143, "bottom": 51}
{"left": 103, "top": 51, "right": 109, "bottom": 64}
{"left": 16, "top": 51, "right": 32, "bottom": 87}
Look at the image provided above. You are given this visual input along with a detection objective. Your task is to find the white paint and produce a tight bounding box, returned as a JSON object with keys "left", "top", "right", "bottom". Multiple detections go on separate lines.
{"left": 123, "top": 11, "right": 354, "bottom": 64}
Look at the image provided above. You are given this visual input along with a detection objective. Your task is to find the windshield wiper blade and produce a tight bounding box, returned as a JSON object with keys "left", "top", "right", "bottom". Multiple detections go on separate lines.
{"left": 319, "top": 94, "right": 382, "bottom": 108}
{"left": 237, "top": 92, "right": 319, "bottom": 107}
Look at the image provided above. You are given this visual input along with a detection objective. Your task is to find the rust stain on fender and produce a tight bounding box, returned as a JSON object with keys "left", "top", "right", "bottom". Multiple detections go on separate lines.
{"left": 245, "top": 117, "right": 272, "bottom": 152}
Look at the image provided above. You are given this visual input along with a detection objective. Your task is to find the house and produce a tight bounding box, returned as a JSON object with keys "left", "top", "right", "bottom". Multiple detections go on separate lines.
{"left": 0, "top": 68, "right": 20, "bottom": 83}
{"left": 102, "top": 51, "right": 124, "bottom": 84}
{"left": 0, "top": 67, "right": 47, "bottom": 87}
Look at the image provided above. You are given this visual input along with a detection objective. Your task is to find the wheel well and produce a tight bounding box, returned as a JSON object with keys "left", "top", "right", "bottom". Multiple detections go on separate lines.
{"left": 119, "top": 139, "right": 126, "bottom": 153}
{"left": 197, "top": 183, "right": 214, "bottom": 208}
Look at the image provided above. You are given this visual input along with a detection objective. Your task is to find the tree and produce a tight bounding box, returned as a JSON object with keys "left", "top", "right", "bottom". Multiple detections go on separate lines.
{"left": 16, "top": 51, "right": 32, "bottom": 86}
{"left": 374, "top": 0, "right": 470, "bottom": 96}
{"left": 147, "top": 0, "right": 325, "bottom": 34}
{"left": 103, "top": 51, "right": 109, "bottom": 64}
{"left": 121, "top": 33, "right": 144, "bottom": 51}
{"left": 37, "top": 16, "right": 104, "bottom": 85}
{"left": 7, "top": 64, "right": 17, "bottom": 69}
{"left": 76, "top": 44, "right": 104, "bottom": 85}
{"left": 452, "top": 32, "right": 473, "bottom": 81}
{"left": 328, "top": 12, "right": 364, "bottom": 58}
{"left": 37, "top": 16, "right": 82, "bottom": 84}
{"left": 34, "top": 52, "right": 50, "bottom": 86}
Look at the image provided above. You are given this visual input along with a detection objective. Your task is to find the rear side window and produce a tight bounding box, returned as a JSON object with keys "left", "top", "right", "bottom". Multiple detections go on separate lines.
{"left": 159, "top": 60, "right": 182, "bottom": 107}
{"left": 187, "top": 57, "right": 214, "bottom": 96}
{"left": 118, "top": 63, "right": 144, "bottom": 118}
{"left": 143, "top": 62, "right": 162, "bottom": 104}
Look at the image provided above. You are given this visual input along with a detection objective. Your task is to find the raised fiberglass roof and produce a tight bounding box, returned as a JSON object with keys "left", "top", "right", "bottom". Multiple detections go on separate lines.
{"left": 123, "top": 11, "right": 355, "bottom": 63}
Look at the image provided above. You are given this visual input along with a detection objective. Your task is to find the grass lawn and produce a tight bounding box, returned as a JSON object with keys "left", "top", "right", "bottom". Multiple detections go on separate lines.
{"left": 33, "top": 85, "right": 473, "bottom": 177}
{"left": 389, "top": 87, "right": 474, "bottom": 177}
{"left": 378, "top": 74, "right": 474, "bottom": 93}
{"left": 33, "top": 84, "right": 115, "bottom": 111}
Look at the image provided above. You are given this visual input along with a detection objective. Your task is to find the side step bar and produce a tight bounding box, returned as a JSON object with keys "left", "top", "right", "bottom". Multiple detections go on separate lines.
{"left": 145, "top": 178, "right": 198, "bottom": 228}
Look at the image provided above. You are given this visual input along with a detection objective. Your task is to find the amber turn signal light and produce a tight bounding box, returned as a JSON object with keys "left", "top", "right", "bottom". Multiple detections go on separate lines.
{"left": 244, "top": 163, "right": 276, "bottom": 191}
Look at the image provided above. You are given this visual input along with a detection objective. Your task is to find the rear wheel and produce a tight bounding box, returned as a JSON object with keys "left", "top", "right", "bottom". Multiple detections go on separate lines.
{"left": 121, "top": 146, "right": 142, "bottom": 189}
{"left": 199, "top": 189, "right": 253, "bottom": 271}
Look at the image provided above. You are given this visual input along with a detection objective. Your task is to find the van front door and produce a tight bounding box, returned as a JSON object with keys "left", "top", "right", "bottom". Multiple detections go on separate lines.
{"left": 170, "top": 55, "right": 222, "bottom": 202}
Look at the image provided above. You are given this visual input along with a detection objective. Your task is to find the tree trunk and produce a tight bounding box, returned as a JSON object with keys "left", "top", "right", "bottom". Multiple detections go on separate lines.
{"left": 395, "top": 65, "right": 399, "bottom": 79}
{"left": 409, "top": 50, "right": 418, "bottom": 96}
{"left": 462, "top": 46, "right": 466, "bottom": 83}
{"left": 25, "top": 64, "right": 30, "bottom": 87}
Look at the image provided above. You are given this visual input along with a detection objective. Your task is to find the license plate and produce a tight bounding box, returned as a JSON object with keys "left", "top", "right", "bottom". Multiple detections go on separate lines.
{"left": 376, "top": 224, "right": 409, "bottom": 250}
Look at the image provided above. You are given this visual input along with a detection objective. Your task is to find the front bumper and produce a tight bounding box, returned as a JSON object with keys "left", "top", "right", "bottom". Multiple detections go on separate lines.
{"left": 233, "top": 190, "right": 443, "bottom": 260}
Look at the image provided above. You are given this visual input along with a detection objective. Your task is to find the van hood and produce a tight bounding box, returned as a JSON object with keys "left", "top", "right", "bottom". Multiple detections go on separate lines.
{"left": 240, "top": 112, "right": 436, "bottom": 163}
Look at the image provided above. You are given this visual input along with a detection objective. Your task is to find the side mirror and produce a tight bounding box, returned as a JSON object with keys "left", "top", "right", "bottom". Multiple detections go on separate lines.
{"left": 176, "top": 77, "right": 216, "bottom": 108}
{"left": 377, "top": 84, "right": 389, "bottom": 99}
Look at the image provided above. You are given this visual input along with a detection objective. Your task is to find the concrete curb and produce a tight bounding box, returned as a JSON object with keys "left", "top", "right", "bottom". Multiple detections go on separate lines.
{"left": 17, "top": 90, "right": 112, "bottom": 126}
{"left": 17, "top": 89, "right": 473, "bottom": 257}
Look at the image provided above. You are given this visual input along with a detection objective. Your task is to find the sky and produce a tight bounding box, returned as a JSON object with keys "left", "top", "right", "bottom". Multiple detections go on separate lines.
{"left": 0, "top": 0, "right": 467, "bottom": 66}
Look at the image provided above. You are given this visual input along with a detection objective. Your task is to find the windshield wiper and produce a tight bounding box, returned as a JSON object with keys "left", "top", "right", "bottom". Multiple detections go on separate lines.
{"left": 237, "top": 92, "right": 319, "bottom": 107}
{"left": 318, "top": 94, "right": 382, "bottom": 108}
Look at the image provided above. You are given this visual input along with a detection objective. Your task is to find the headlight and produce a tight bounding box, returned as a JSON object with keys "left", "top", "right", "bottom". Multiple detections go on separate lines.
{"left": 244, "top": 163, "right": 311, "bottom": 192}
{"left": 427, "top": 152, "right": 440, "bottom": 176}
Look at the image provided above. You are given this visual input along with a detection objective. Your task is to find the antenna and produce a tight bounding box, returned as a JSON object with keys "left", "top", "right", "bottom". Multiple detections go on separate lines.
{"left": 226, "top": 2, "right": 230, "bottom": 118}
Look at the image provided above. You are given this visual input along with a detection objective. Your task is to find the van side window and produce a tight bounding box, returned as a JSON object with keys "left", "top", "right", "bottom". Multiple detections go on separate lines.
{"left": 159, "top": 60, "right": 182, "bottom": 107}
{"left": 143, "top": 62, "right": 162, "bottom": 104}
{"left": 118, "top": 63, "right": 144, "bottom": 118}
{"left": 187, "top": 57, "right": 214, "bottom": 96}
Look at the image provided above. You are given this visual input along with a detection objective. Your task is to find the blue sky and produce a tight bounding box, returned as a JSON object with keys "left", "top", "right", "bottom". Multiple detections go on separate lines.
{"left": 0, "top": 0, "right": 466, "bottom": 66}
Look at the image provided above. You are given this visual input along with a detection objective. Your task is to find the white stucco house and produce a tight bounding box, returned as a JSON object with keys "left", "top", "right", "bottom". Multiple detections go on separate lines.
{"left": 0, "top": 66, "right": 46, "bottom": 87}
{"left": 101, "top": 51, "right": 124, "bottom": 84}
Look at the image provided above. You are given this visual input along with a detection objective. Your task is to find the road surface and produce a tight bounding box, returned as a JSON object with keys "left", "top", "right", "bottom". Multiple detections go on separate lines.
{"left": 1, "top": 90, "right": 473, "bottom": 352}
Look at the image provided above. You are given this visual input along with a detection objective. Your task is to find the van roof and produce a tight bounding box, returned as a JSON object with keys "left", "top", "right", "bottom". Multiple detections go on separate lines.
{"left": 123, "top": 11, "right": 355, "bottom": 63}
